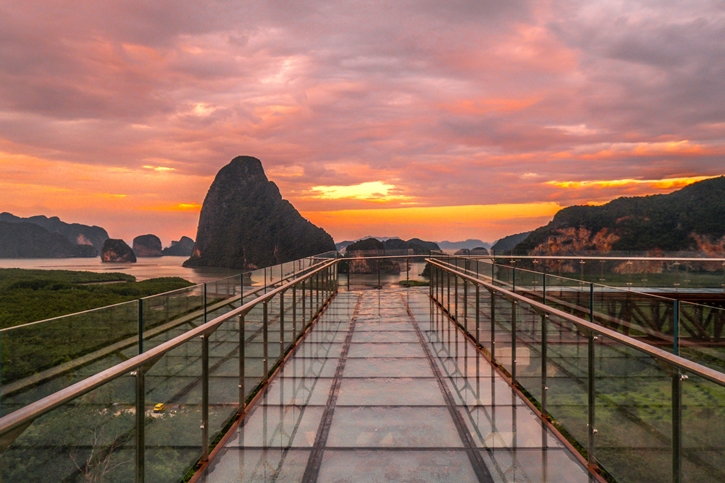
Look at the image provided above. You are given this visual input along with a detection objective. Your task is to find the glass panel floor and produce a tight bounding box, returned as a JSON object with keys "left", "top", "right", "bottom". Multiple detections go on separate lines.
{"left": 199, "top": 288, "right": 594, "bottom": 482}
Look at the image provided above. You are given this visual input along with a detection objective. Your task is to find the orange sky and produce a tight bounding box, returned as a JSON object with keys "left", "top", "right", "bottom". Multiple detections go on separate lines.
{"left": 1, "top": 1, "right": 724, "bottom": 245}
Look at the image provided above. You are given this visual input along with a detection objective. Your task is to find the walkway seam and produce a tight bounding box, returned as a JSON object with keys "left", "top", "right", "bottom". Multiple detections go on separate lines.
{"left": 301, "top": 292, "right": 362, "bottom": 483}
{"left": 402, "top": 293, "right": 494, "bottom": 483}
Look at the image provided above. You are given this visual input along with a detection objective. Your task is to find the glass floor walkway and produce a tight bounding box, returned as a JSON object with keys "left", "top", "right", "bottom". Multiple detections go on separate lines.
{"left": 198, "top": 287, "right": 595, "bottom": 482}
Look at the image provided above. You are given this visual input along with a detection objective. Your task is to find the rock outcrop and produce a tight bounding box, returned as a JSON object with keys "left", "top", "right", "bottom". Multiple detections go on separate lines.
{"left": 0, "top": 221, "right": 98, "bottom": 258}
{"left": 101, "top": 239, "right": 137, "bottom": 263}
{"left": 514, "top": 176, "right": 725, "bottom": 255}
{"left": 455, "top": 247, "right": 489, "bottom": 256}
{"left": 133, "top": 234, "right": 163, "bottom": 257}
{"left": 183, "top": 156, "right": 336, "bottom": 269}
{"left": 0, "top": 212, "right": 109, "bottom": 252}
{"left": 162, "top": 236, "right": 195, "bottom": 256}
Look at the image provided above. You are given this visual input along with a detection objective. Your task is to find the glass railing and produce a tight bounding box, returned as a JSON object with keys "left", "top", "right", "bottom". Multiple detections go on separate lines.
{"left": 0, "top": 255, "right": 330, "bottom": 416}
{"left": 435, "top": 255, "right": 725, "bottom": 374}
{"left": 0, "top": 259, "right": 337, "bottom": 483}
{"left": 430, "top": 259, "right": 725, "bottom": 483}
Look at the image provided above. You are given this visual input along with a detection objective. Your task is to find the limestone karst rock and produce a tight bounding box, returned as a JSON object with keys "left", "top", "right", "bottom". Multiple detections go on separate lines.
{"left": 101, "top": 239, "right": 137, "bottom": 263}
{"left": 133, "top": 234, "right": 163, "bottom": 257}
{"left": 162, "top": 236, "right": 195, "bottom": 256}
{"left": 183, "top": 156, "right": 335, "bottom": 269}
{"left": 0, "top": 221, "right": 97, "bottom": 258}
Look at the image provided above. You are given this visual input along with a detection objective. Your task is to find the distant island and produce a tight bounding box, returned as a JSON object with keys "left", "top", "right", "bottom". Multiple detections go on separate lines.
{"left": 184, "top": 156, "right": 336, "bottom": 269}
{"left": 513, "top": 176, "right": 725, "bottom": 254}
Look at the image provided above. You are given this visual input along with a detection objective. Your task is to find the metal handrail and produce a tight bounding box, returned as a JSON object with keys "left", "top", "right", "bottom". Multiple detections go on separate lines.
{"left": 0, "top": 259, "right": 337, "bottom": 440}
{"left": 427, "top": 259, "right": 725, "bottom": 388}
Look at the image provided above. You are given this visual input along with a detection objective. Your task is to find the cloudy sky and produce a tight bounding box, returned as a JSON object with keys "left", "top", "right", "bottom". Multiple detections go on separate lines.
{"left": 1, "top": 0, "right": 724, "bottom": 244}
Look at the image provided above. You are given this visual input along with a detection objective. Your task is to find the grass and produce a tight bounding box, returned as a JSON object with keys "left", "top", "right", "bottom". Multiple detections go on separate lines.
{"left": 0, "top": 268, "right": 194, "bottom": 329}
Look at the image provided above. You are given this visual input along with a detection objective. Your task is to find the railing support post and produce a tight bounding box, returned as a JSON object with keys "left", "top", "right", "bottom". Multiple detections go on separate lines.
{"left": 201, "top": 333, "right": 209, "bottom": 462}
{"left": 138, "top": 298, "right": 144, "bottom": 355}
{"left": 673, "top": 300, "right": 680, "bottom": 355}
{"left": 279, "top": 291, "right": 285, "bottom": 358}
{"left": 263, "top": 301, "right": 269, "bottom": 380}
{"left": 239, "top": 314, "right": 245, "bottom": 414}
{"left": 135, "top": 369, "right": 146, "bottom": 483}
{"left": 491, "top": 289, "right": 496, "bottom": 361}
{"left": 541, "top": 313, "right": 548, "bottom": 416}
{"left": 292, "top": 284, "right": 297, "bottom": 341}
{"left": 673, "top": 370, "right": 682, "bottom": 483}
{"left": 454, "top": 275, "right": 459, "bottom": 321}
{"left": 463, "top": 279, "right": 468, "bottom": 327}
{"left": 511, "top": 300, "right": 517, "bottom": 382}
{"left": 587, "top": 331, "right": 596, "bottom": 467}
{"left": 475, "top": 284, "right": 480, "bottom": 344}
{"left": 203, "top": 283, "right": 208, "bottom": 323}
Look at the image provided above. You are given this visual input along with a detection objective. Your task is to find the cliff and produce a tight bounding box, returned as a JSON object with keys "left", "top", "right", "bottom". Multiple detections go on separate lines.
{"left": 184, "top": 156, "right": 336, "bottom": 269}
{"left": 133, "top": 234, "right": 163, "bottom": 257}
{"left": 0, "top": 213, "right": 108, "bottom": 252}
{"left": 514, "top": 176, "right": 725, "bottom": 254}
{"left": 0, "top": 221, "right": 98, "bottom": 258}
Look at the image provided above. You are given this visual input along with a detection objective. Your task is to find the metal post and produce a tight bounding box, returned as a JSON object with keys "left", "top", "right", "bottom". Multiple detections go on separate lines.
{"left": 588, "top": 331, "right": 596, "bottom": 467}
{"left": 454, "top": 275, "right": 459, "bottom": 321}
{"left": 239, "top": 314, "right": 245, "bottom": 414}
{"left": 138, "top": 298, "right": 144, "bottom": 354}
{"left": 541, "top": 313, "right": 548, "bottom": 416}
{"left": 590, "top": 283, "right": 594, "bottom": 323}
{"left": 511, "top": 300, "right": 517, "bottom": 383}
{"left": 201, "top": 333, "right": 209, "bottom": 461}
{"left": 135, "top": 368, "right": 145, "bottom": 483}
{"left": 475, "top": 284, "right": 480, "bottom": 343}
{"left": 279, "top": 291, "right": 285, "bottom": 358}
{"left": 673, "top": 300, "right": 680, "bottom": 355}
{"left": 263, "top": 301, "right": 269, "bottom": 380}
{"left": 293, "top": 284, "right": 297, "bottom": 341}
{"left": 203, "top": 283, "right": 208, "bottom": 323}
{"left": 406, "top": 258, "right": 409, "bottom": 283}
{"left": 673, "top": 370, "right": 682, "bottom": 483}
{"left": 543, "top": 273, "right": 546, "bottom": 305}
{"left": 447, "top": 268, "right": 451, "bottom": 311}
{"left": 512, "top": 266, "right": 516, "bottom": 292}
{"left": 491, "top": 290, "right": 496, "bottom": 361}
{"left": 302, "top": 278, "right": 307, "bottom": 327}
{"left": 463, "top": 279, "right": 468, "bottom": 327}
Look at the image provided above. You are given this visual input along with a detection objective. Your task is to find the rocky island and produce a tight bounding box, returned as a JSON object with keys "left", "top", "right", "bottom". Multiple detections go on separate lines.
{"left": 133, "top": 234, "right": 163, "bottom": 257}
{"left": 101, "top": 239, "right": 137, "bottom": 263}
{"left": 162, "top": 236, "right": 195, "bottom": 256}
{"left": 184, "top": 156, "right": 335, "bottom": 269}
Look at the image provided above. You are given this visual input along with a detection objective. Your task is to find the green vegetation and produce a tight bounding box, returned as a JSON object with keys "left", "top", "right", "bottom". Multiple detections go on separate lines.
{"left": 515, "top": 175, "right": 725, "bottom": 253}
{"left": 398, "top": 279, "right": 430, "bottom": 287}
{"left": 0, "top": 268, "right": 193, "bottom": 329}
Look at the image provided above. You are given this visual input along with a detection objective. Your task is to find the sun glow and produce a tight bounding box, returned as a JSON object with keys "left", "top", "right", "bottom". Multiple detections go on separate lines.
{"left": 547, "top": 176, "right": 718, "bottom": 190}
{"left": 309, "top": 181, "right": 413, "bottom": 202}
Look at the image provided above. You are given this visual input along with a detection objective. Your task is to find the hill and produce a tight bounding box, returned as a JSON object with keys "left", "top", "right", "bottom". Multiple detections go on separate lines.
{"left": 515, "top": 176, "right": 725, "bottom": 254}
{"left": 0, "top": 221, "right": 98, "bottom": 258}
{"left": 0, "top": 212, "right": 108, "bottom": 252}
{"left": 184, "top": 156, "right": 336, "bottom": 269}
{"left": 491, "top": 231, "right": 532, "bottom": 254}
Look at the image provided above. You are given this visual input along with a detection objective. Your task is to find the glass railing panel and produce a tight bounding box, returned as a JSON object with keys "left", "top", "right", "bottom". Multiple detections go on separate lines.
{"left": 208, "top": 316, "right": 241, "bottom": 445}
{"left": 679, "top": 302, "right": 725, "bottom": 373}
{"left": 0, "top": 300, "right": 140, "bottom": 413}
{"left": 594, "top": 334, "right": 672, "bottom": 482}
{"left": 142, "top": 285, "right": 203, "bottom": 333}
{"left": 144, "top": 339, "right": 203, "bottom": 483}
{"left": 513, "top": 301, "right": 544, "bottom": 404}
{"left": 544, "top": 313, "right": 588, "bottom": 447}
{"left": 681, "top": 372, "right": 725, "bottom": 482}
{"left": 0, "top": 374, "right": 136, "bottom": 482}
{"left": 242, "top": 304, "right": 265, "bottom": 400}
{"left": 492, "top": 292, "right": 514, "bottom": 375}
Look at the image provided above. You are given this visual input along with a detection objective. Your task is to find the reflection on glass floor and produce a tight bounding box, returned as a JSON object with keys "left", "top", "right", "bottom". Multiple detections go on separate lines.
{"left": 199, "top": 288, "right": 594, "bottom": 482}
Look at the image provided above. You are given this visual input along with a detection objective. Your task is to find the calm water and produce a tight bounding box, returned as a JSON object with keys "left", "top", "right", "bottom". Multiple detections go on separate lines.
{"left": 0, "top": 256, "right": 241, "bottom": 283}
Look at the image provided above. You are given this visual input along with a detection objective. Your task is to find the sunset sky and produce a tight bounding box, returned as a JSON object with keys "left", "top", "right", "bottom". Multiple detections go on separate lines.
{"left": 1, "top": 1, "right": 724, "bottom": 245}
